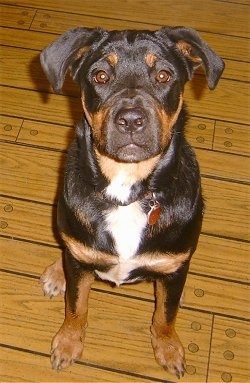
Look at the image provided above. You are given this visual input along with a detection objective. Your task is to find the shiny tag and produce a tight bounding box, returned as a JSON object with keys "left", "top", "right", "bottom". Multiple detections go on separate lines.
{"left": 147, "top": 197, "right": 161, "bottom": 225}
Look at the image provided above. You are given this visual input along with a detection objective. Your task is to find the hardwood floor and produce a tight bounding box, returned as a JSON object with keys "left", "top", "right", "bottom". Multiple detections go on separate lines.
{"left": 0, "top": 1, "right": 249, "bottom": 382}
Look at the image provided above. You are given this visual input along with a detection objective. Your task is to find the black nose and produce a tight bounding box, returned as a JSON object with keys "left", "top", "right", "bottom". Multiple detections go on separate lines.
{"left": 115, "top": 108, "right": 147, "bottom": 133}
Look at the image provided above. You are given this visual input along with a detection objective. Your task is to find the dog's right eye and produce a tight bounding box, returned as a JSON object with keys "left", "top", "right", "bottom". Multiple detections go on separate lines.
{"left": 93, "top": 70, "right": 110, "bottom": 84}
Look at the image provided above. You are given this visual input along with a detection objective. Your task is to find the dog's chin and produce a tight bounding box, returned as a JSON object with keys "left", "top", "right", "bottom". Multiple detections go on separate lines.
{"left": 113, "top": 144, "right": 153, "bottom": 163}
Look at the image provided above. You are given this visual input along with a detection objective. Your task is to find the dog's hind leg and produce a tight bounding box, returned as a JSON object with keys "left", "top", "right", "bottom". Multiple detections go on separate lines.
{"left": 151, "top": 263, "right": 189, "bottom": 378}
{"left": 50, "top": 250, "right": 94, "bottom": 371}
{"left": 40, "top": 256, "right": 66, "bottom": 297}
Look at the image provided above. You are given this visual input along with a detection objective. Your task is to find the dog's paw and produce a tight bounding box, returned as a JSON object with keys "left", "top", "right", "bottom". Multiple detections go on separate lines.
{"left": 151, "top": 327, "right": 186, "bottom": 378}
{"left": 51, "top": 330, "right": 84, "bottom": 371}
{"left": 40, "top": 258, "right": 66, "bottom": 297}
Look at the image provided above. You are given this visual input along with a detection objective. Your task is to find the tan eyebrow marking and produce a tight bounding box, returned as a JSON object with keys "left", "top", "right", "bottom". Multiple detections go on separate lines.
{"left": 106, "top": 53, "right": 118, "bottom": 66}
{"left": 145, "top": 53, "right": 158, "bottom": 67}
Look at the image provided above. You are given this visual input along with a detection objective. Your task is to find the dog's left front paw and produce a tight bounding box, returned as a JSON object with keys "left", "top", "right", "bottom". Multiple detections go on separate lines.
{"left": 151, "top": 327, "right": 186, "bottom": 378}
{"left": 50, "top": 328, "right": 84, "bottom": 371}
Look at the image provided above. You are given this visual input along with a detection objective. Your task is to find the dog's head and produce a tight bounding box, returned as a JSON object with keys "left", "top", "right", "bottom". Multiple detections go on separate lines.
{"left": 41, "top": 27, "right": 224, "bottom": 163}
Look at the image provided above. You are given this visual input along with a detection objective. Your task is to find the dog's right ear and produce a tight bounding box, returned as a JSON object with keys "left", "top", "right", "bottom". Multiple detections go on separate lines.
{"left": 40, "top": 27, "right": 106, "bottom": 93}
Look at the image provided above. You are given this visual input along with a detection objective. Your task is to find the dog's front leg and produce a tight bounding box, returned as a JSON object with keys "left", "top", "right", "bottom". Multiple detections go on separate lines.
{"left": 51, "top": 251, "right": 94, "bottom": 371}
{"left": 151, "top": 263, "right": 189, "bottom": 378}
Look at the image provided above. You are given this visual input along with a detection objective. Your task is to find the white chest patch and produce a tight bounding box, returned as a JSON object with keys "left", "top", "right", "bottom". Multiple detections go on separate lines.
{"left": 105, "top": 202, "right": 147, "bottom": 260}
{"left": 96, "top": 170, "right": 148, "bottom": 285}
{"left": 95, "top": 202, "right": 147, "bottom": 285}
{"left": 105, "top": 169, "right": 135, "bottom": 204}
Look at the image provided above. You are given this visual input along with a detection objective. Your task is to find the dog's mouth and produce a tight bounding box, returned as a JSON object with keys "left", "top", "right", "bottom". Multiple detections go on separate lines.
{"left": 115, "top": 143, "right": 152, "bottom": 162}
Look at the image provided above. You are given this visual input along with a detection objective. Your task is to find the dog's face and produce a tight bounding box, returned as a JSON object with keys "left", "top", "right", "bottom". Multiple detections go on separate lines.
{"left": 76, "top": 33, "right": 187, "bottom": 162}
{"left": 41, "top": 27, "right": 224, "bottom": 163}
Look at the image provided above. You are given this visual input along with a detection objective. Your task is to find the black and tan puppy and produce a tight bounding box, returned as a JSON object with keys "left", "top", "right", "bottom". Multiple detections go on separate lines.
{"left": 40, "top": 26, "right": 224, "bottom": 378}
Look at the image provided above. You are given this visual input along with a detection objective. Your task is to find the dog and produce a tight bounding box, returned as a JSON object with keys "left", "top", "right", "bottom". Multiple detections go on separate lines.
{"left": 40, "top": 26, "right": 224, "bottom": 378}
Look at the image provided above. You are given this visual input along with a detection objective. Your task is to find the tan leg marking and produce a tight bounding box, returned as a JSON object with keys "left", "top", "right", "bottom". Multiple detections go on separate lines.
{"left": 51, "top": 272, "right": 94, "bottom": 370}
{"left": 40, "top": 257, "right": 66, "bottom": 297}
{"left": 151, "top": 280, "right": 186, "bottom": 378}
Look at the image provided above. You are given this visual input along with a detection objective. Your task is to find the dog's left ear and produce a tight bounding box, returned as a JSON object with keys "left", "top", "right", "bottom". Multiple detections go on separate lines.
{"left": 157, "top": 27, "right": 225, "bottom": 89}
{"left": 40, "top": 27, "right": 107, "bottom": 93}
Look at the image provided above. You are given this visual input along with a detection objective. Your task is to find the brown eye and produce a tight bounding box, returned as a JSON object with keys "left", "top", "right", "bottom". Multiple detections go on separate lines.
{"left": 93, "top": 70, "right": 110, "bottom": 84}
{"left": 155, "top": 70, "right": 171, "bottom": 83}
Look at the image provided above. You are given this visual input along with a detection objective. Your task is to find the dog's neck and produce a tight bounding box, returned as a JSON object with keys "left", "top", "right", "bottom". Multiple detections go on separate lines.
{"left": 95, "top": 150, "right": 161, "bottom": 205}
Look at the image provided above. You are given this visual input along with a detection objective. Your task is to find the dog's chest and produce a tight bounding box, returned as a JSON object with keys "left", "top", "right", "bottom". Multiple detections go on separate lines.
{"left": 95, "top": 202, "right": 147, "bottom": 285}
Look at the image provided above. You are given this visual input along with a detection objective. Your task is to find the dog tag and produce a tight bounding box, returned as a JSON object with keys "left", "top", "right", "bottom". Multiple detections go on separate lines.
{"left": 147, "top": 196, "right": 161, "bottom": 225}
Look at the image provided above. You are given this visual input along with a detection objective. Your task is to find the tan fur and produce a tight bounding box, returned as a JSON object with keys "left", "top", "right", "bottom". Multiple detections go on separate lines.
{"left": 157, "top": 94, "right": 183, "bottom": 147}
{"left": 176, "top": 40, "right": 202, "bottom": 64}
{"left": 61, "top": 232, "right": 190, "bottom": 285}
{"left": 106, "top": 53, "right": 118, "bottom": 66}
{"left": 95, "top": 150, "right": 161, "bottom": 183}
{"left": 51, "top": 272, "right": 94, "bottom": 370}
{"left": 61, "top": 232, "right": 118, "bottom": 267}
{"left": 145, "top": 52, "right": 158, "bottom": 67}
{"left": 151, "top": 280, "right": 186, "bottom": 375}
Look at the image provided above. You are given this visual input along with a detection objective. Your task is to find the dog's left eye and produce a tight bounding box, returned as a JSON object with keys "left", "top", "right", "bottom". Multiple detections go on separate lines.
{"left": 93, "top": 70, "right": 110, "bottom": 84}
{"left": 155, "top": 70, "right": 172, "bottom": 83}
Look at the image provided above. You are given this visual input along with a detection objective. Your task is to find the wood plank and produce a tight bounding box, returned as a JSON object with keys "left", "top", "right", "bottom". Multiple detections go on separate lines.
{"left": 0, "top": 86, "right": 83, "bottom": 126}
{"left": 1, "top": 46, "right": 44, "bottom": 91}
{"left": 0, "top": 197, "right": 57, "bottom": 245}
{"left": 0, "top": 346, "right": 148, "bottom": 383}
{"left": 31, "top": 8, "right": 157, "bottom": 34}
{"left": 202, "top": 178, "right": 249, "bottom": 241}
{"left": 0, "top": 142, "right": 65, "bottom": 203}
{"left": 182, "top": 117, "right": 214, "bottom": 150}
{"left": 0, "top": 4, "right": 36, "bottom": 29}
{"left": 213, "top": 121, "right": 250, "bottom": 156}
{"left": 0, "top": 237, "right": 61, "bottom": 276}
{"left": 195, "top": 148, "right": 250, "bottom": 183}
{"left": 17, "top": 119, "right": 75, "bottom": 149}
{"left": 4, "top": 0, "right": 248, "bottom": 37}
{"left": 223, "top": 59, "right": 249, "bottom": 83}
{"left": 0, "top": 271, "right": 212, "bottom": 382}
{"left": 207, "top": 316, "right": 249, "bottom": 383}
{"left": 0, "top": 26, "right": 55, "bottom": 51}
{"left": 0, "top": 115, "right": 22, "bottom": 142}
{"left": 191, "top": 235, "right": 249, "bottom": 284}
{"left": 185, "top": 77, "right": 249, "bottom": 125}
{"left": 184, "top": 273, "right": 249, "bottom": 319}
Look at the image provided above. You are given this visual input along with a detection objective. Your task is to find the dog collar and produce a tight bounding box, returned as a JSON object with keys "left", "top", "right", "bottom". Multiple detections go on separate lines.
{"left": 99, "top": 189, "right": 161, "bottom": 225}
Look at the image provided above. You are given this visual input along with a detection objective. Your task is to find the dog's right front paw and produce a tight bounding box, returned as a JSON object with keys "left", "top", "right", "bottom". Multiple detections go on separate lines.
{"left": 40, "top": 257, "right": 66, "bottom": 297}
{"left": 51, "top": 329, "right": 84, "bottom": 370}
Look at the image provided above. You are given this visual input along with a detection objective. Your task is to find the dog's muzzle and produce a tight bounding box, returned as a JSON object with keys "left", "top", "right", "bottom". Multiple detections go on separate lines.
{"left": 102, "top": 95, "right": 162, "bottom": 162}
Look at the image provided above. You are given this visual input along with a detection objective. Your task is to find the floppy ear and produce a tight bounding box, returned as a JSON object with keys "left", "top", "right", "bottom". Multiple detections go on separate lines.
{"left": 157, "top": 27, "right": 225, "bottom": 89}
{"left": 40, "top": 27, "right": 107, "bottom": 93}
